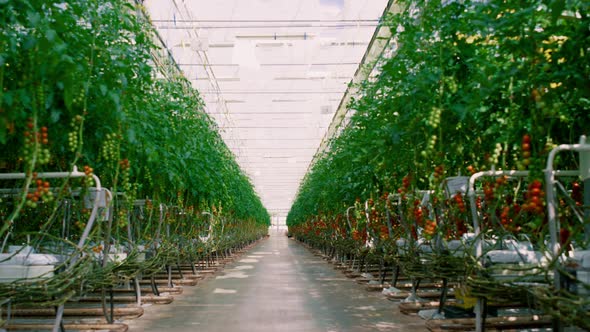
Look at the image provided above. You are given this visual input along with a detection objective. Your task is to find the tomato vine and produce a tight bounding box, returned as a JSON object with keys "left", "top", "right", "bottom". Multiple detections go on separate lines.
{"left": 0, "top": 0, "right": 270, "bottom": 241}
{"left": 288, "top": 0, "right": 588, "bottom": 227}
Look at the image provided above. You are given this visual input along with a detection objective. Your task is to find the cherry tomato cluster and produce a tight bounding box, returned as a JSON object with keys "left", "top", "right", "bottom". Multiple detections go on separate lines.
{"left": 495, "top": 175, "right": 508, "bottom": 187}
{"left": 522, "top": 179, "right": 544, "bottom": 215}
{"left": 365, "top": 198, "right": 381, "bottom": 237}
{"left": 101, "top": 133, "right": 120, "bottom": 162}
{"left": 397, "top": 175, "right": 411, "bottom": 198}
{"left": 143, "top": 166, "right": 153, "bottom": 188}
{"left": 500, "top": 206, "right": 512, "bottom": 228}
{"left": 92, "top": 244, "right": 103, "bottom": 254}
{"left": 489, "top": 143, "right": 503, "bottom": 165}
{"left": 119, "top": 158, "right": 133, "bottom": 192}
{"left": 453, "top": 193, "right": 467, "bottom": 213}
{"left": 379, "top": 224, "right": 389, "bottom": 240}
{"left": 413, "top": 199, "right": 425, "bottom": 227}
{"left": 423, "top": 219, "right": 437, "bottom": 238}
{"left": 83, "top": 165, "right": 95, "bottom": 186}
{"left": 519, "top": 134, "right": 532, "bottom": 169}
{"left": 119, "top": 158, "right": 130, "bottom": 170}
{"left": 433, "top": 165, "right": 444, "bottom": 181}
{"left": 571, "top": 182, "right": 582, "bottom": 206}
{"left": 316, "top": 219, "right": 327, "bottom": 230}
{"left": 23, "top": 120, "right": 51, "bottom": 166}
{"left": 500, "top": 203, "right": 521, "bottom": 232}
{"left": 427, "top": 107, "right": 442, "bottom": 128}
{"left": 334, "top": 214, "right": 347, "bottom": 238}
{"left": 421, "top": 134, "right": 437, "bottom": 158}
{"left": 25, "top": 175, "right": 53, "bottom": 208}
{"left": 452, "top": 215, "right": 468, "bottom": 238}
{"left": 74, "top": 219, "right": 87, "bottom": 230}
{"left": 67, "top": 115, "right": 83, "bottom": 153}
{"left": 481, "top": 176, "right": 509, "bottom": 208}
{"left": 483, "top": 182, "right": 495, "bottom": 202}
{"left": 352, "top": 229, "right": 367, "bottom": 243}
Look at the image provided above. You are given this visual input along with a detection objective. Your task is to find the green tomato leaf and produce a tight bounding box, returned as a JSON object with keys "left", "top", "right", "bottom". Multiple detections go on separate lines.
{"left": 26, "top": 10, "right": 41, "bottom": 25}
{"left": 550, "top": 0, "right": 565, "bottom": 23}
{"left": 109, "top": 91, "right": 120, "bottom": 109}
{"left": 45, "top": 29, "right": 57, "bottom": 42}
{"left": 127, "top": 128, "right": 136, "bottom": 144}
{"left": 50, "top": 109, "right": 61, "bottom": 123}
{"left": 0, "top": 119, "right": 6, "bottom": 144}
{"left": 3, "top": 91, "right": 13, "bottom": 107}
{"left": 63, "top": 85, "right": 73, "bottom": 111}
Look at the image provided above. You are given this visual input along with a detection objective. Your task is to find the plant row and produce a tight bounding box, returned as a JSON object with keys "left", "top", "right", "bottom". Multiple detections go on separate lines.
{"left": 0, "top": 0, "right": 270, "bottom": 238}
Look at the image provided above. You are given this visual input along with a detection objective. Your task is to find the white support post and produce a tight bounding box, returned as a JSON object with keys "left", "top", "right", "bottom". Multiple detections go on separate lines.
{"left": 579, "top": 136, "right": 590, "bottom": 246}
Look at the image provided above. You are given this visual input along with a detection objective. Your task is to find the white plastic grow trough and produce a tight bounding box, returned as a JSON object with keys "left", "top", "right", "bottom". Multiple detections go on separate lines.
{"left": 91, "top": 244, "right": 128, "bottom": 264}
{"left": 0, "top": 252, "right": 59, "bottom": 282}
{"left": 484, "top": 248, "right": 549, "bottom": 283}
{"left": 107, "top": 253, "right": 128, "bottom": 263}
{"left": 135, "top": 245, "right": 147, "bottom": 263}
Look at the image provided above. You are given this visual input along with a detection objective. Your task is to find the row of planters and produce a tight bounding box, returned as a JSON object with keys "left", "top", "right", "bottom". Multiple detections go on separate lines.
{"left": 288, "top": 0, "right": 588, "bottom": 331}
{"left": 0, "top": 1, "right": 269, "bottom": 331}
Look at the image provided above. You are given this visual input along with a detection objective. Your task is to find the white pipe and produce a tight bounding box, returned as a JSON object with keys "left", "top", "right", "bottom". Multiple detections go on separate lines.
{"left": 202, "top": 211, "right": 213, "bottom": 242}
{"left": 345, "top": 206, "right": 354, "bottom": 233}
{"left": 544, "top": 139, "right": 590, "bottom": 291}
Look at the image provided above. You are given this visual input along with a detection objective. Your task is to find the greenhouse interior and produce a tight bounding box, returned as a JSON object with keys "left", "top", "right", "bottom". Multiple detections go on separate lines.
{"left": 0, "top": 0, "right": 589, "bottom": 331}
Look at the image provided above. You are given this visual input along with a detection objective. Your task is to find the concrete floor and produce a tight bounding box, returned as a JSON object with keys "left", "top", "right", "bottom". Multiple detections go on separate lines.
{"left": 126, "top": 232, "right": 427, "bottom": 332}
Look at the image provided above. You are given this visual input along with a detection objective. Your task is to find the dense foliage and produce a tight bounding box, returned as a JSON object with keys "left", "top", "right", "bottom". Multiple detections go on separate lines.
{"left": 288, "top": 0, "right": 589, "bottom": 227}
{"left": 0, "top": 0, "right": 269, "bottom": 242}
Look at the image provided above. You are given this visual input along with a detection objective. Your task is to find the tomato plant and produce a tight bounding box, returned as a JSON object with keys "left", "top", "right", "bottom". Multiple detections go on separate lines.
{"left": 288, "top": 0, "right": 588, "bottom": 233}
{"left": 0, "top": 0, "right": 269, "bottom": 242}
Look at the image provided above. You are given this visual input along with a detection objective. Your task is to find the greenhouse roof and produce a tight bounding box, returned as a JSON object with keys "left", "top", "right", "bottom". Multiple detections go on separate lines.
{"left": 144, "top": 0, "right": 391, "bottom": 224}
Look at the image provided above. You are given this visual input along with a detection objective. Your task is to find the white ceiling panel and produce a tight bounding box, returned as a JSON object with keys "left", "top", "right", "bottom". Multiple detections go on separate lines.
{"left": 145, "top": 0, "right": 390, "bottom": 224}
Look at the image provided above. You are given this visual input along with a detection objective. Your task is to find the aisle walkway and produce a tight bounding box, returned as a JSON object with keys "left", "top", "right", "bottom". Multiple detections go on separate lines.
{"left": 127, "top": 232, "right": 426, "bottom": 332}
